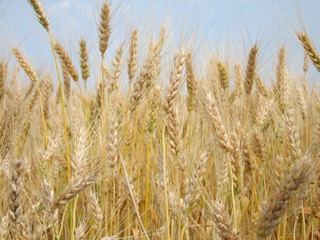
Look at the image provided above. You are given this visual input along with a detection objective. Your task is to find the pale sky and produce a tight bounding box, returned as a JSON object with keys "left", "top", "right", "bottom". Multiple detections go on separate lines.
{"left": 0, "top": 0, "right": 319, "bottom": 87}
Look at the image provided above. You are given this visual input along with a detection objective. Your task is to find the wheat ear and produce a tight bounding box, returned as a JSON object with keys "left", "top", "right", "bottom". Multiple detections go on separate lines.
{"left": 54, "top": 41, "right": 79, "bottom": 82}
{"left": 129, "top": 42, "right": 157, "bottom": 112}
{"left": 98, "top": 1, "right": 111, "bottom": 58}
{"left": 297, "top": 87, "right": 307, "bottom": 120}
{"left": 186, "top": 52, "right": 197, "bottom": 112}
{"left": 256, "top": 155, "right": 313, "bottom": 238}
{"left": 75, "top": 222, "right": 86, "bottom": 240}
{"left": 164, "top": 50, "right": 185, "bottom": 112}
{"left": 298, "top": 32, "right": 320, "bottom": 72}
{"left": 79, "top": 39, "right": 90, "bottom": 83}
{"left": 8, "top": 158, "right": 24, "bottom": 240}
{"left": 108, "top": 44, "right": 123, "bottom": 93}
{"left": 43, "top": 78, "right": 52, "bottom": 120}
{"left": 62, "top": 64, "right": 71, "bottom": 99}
{"left": 217, "top": 61, "right": 229, "bottom": 91}
{"left": 53, "top": 174, "right": 95, "bottom": 208}
{"left": 0, "top": 62, "right": 6, "bottom": 101}
{"left": 27, "top": 0, "right": 50, "bottom": 32}
{"left": 244, "top": 44, "right": 258, "bottom": 95}
{"left": 211, "top": 201, "right": 240, "bottom": 240}
{"left": 303, "top": 50, "right": 309, "bottom": 73}
{"left": 128, "top": 28, "right": 138, "bottom": 83}
{"left": 163, "top": 50, "right": 185, "bottom": 156}
{"left": 234, "top": 62, "right": 242, "bottom": 97}
{"left": 205, "top": 93, "right": 232, "bottom": 152}
{"left": 88, "top": 190, "right": 103, "bottom": 230}
{"left": 255, "top": 76, "right": 269, "bottom": 98}
{"left": 285, "top": 108, "right": 302, "bottom": 163}
{"left": 12, "top": 48, "right": 38, "bottom": 83}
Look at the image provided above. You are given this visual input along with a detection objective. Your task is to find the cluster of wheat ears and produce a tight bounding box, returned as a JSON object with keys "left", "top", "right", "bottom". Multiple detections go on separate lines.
{"left": 1, "top": 0, "right": 320, "bottom": 239}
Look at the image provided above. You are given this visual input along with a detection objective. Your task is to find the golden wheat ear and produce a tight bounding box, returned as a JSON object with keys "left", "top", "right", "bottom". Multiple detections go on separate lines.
{"left": 108, "top": 44, "right": 124, "bottom": 93}
{"left": 185, "top": 52, "right": 197, "bottom": 113}
{"left": 298, "top": 32, "right": 320, "bottom": 72}
{"left": 8, "top": 158, "right": 24, "bottom": 238}
{"left": 53, "top": 41, "right": 79, "bottom": 82}
{"left": 211, "top": 201, "right": 241, "bottom": 240}
{"left": 98, "top": 1, "right": 112, "bottom": 58}
{"left": 79, "top": 39, "right": 90, "bottom": 83}
{"left": 255, "top": 154, "right": 313, "bottom": 239}
{"left": 128, "top": 28, "right": 138, "bottom": 83}
{"left": 244, "top": 44, "right": 259, "bottom": 95}
{"left": 27, "top": 0, "right": 50, "bottom": 32}
{"left": 163, "top": 50, "right": 185, "bottom": 157}
{"left": 0, "top": 62, "right": 6, "bottom": 101}
{"left": 12, "top": 48, "right": 38, "bottom": 83}
{"left": 52, "top": 174, "right": 96, "bottom": 208}
{"left": 217, "top": 61, "right": 229, "bottom": 91}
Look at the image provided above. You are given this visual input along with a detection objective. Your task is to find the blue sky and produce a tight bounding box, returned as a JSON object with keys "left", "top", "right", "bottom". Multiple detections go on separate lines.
{"left": 0, "top": 0, "right": 319, "bottom": 87}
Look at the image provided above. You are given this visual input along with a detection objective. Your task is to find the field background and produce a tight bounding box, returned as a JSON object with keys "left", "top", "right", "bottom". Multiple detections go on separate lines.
{"left": 0, "top": 0, "right": 320, "bottom": 240}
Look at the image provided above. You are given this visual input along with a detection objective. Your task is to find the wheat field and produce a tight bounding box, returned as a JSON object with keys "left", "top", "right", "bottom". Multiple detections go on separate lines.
{"left": 1, "top": 1, "right": 320, "bottom": 239}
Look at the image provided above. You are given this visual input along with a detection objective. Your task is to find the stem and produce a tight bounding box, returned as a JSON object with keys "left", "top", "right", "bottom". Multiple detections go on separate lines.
{"left": 229, "top": 164, "right": 237, "bottom": 228}
{"left": 48, "top": 32, "right": 71, "bottom": 182}
{"left": 162, "top": 127, "right": 171, "bottom": 240}
{"left": 144, "top": 140, "right": 152, "bottom": 226}
{"left": 302, "top": 206, "right": 306, "bottom": 240}
{"left": 47, "top": 31, "right": 73, "bottom": 239}
{"left": 71, "top": 195, "right": 79, "bottom": 240}
{"left": 119, "top": 155, "right": 150, "bottom": 240}
{"left": 36, "top": 83, "right": 48, "bottom": 147}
